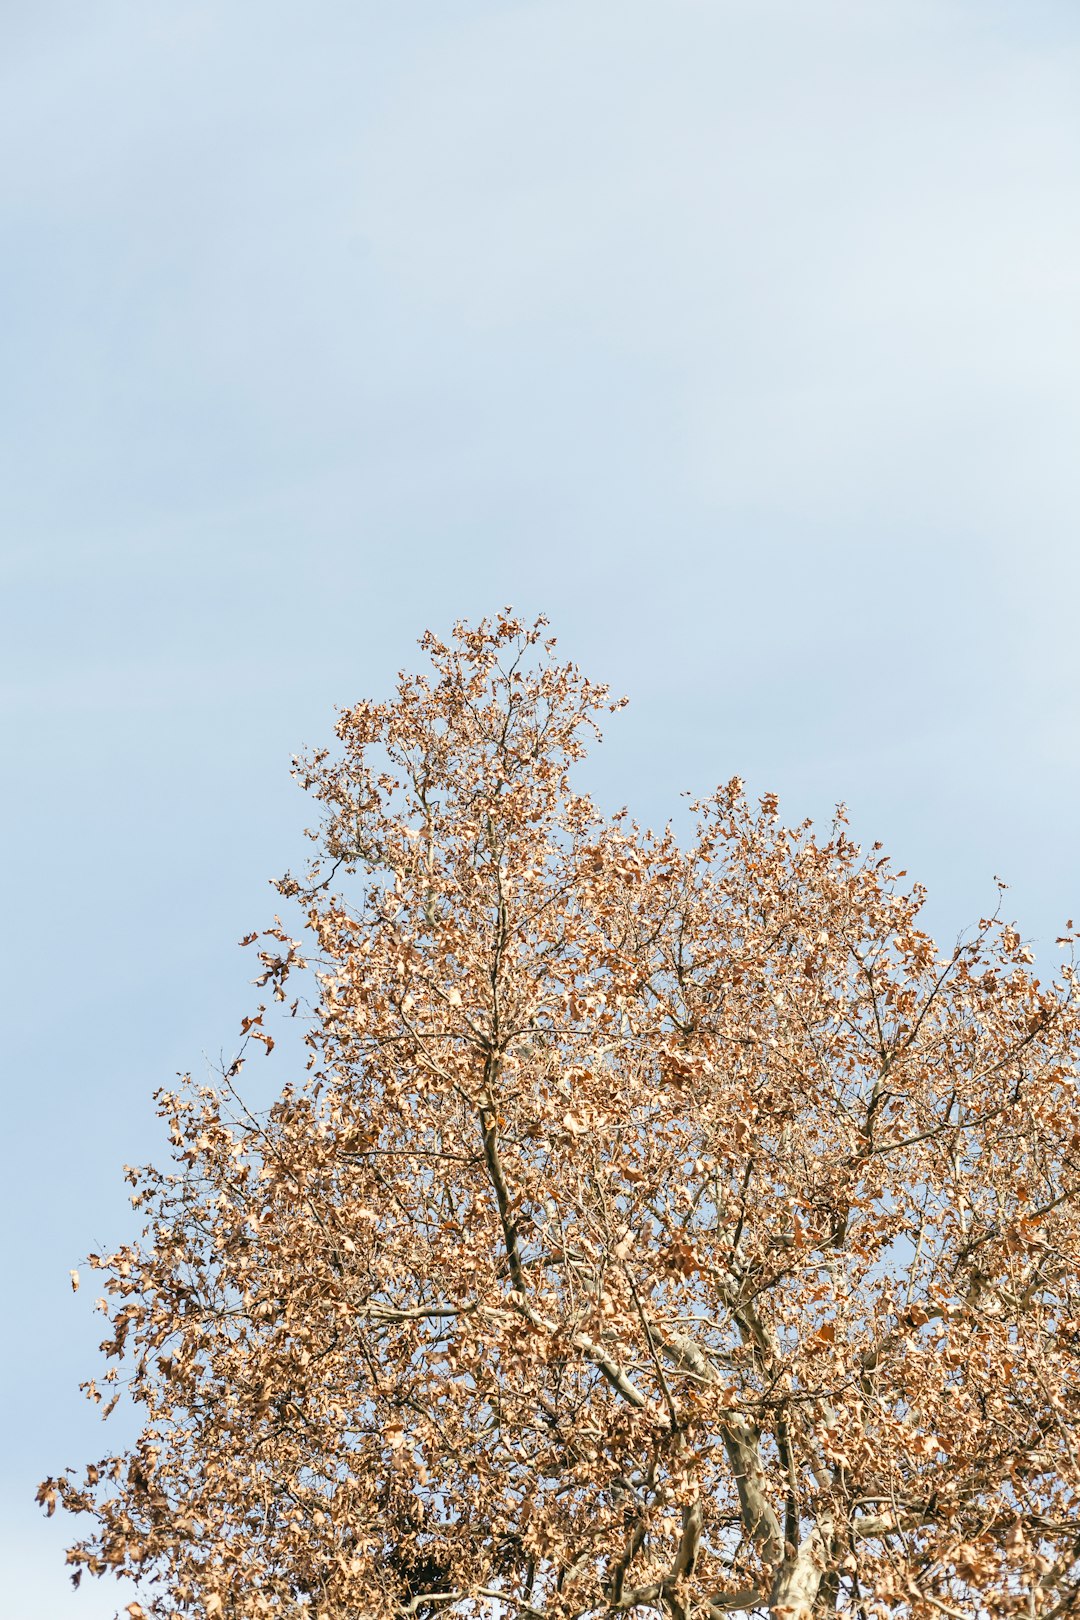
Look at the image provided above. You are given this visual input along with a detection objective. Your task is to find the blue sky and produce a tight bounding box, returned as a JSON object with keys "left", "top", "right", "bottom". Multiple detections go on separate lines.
{"left": 5, "top": 2, "right": 1080, "bottom": 1611}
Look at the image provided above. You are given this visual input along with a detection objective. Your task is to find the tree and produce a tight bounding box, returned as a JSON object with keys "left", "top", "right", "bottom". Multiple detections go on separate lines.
{"left": 40, "top": 614, "right": 1080, "bottom": 1620}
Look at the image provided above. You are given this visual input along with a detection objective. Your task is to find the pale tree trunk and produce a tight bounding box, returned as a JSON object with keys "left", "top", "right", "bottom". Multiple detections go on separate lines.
{"left": 767, "top": 1515, "right": 833, "bottom": 1620}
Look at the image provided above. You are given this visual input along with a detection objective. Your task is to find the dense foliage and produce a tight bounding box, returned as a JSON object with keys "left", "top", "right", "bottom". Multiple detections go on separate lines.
{"left": 41, "top": 616, "right": 1080, "bottom": 1619}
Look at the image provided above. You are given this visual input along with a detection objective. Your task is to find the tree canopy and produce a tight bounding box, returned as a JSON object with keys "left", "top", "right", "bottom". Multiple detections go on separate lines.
{"left": 41, "top": 615, "right": 1080, "bottom": 1620}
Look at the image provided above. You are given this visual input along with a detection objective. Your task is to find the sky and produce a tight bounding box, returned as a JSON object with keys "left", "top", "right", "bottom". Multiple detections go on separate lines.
{"left": 4, "top": 1, "right": 1080, "bottom": 1611}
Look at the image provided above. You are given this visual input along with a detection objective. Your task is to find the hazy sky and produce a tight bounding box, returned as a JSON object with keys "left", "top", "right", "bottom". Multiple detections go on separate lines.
{"left": 5, "top": 3, "right": 1080, "bottom": 1611}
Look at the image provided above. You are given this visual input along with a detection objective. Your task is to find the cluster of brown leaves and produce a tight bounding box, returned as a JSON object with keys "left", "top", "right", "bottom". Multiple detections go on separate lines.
{"left": 41, "top": 615, "right": 1080, "bottom": 1619}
